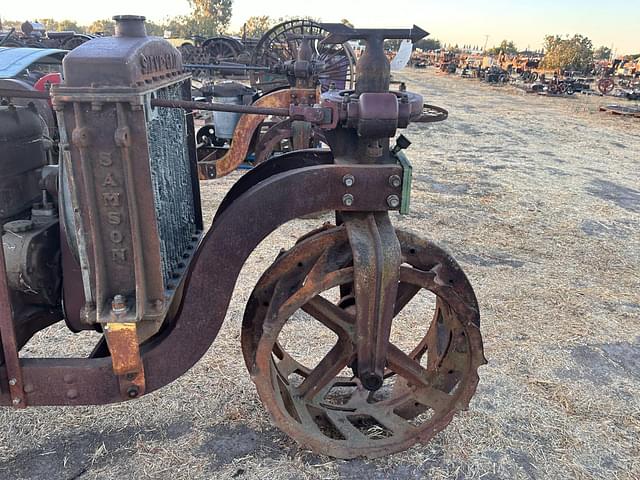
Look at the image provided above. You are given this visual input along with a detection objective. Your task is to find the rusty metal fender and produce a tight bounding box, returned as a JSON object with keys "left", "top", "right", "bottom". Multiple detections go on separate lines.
{"left": 0, "top": 159, "right": 404, "bottom": 406}
{"left": 214, "top": 149, "right": 333, "bottom": 222}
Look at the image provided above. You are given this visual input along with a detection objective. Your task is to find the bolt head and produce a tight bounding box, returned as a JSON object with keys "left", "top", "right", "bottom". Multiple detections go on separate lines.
{"left": 8, "top": 378, "right": 17, "bottom": 386}
{"left": 389, "top": 175, "right": 402, "bottom": 188}
{"left": 387, "top": 195, "right": 401, "bottom": 209}
{"left": 342, "top": 193, "right": 354, "bottom": 207}
{"left": 342, "top": 174, "right": 355, "bottom": 187}
{"left": 12, "top": 398, "right": 21, "bottom": 405}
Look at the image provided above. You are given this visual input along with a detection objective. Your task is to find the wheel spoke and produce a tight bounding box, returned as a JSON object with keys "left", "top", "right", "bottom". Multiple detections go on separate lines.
{"left": 387, "top": 344, "right": 452, "bottom": 411}
{"left": 302, "top": 295, "right": 355, "bottom": 338}
{"left": 296, "top": 339, "right": 354, "bottom": 401}
{"left": 394, "top": 281, "right": 422, "bottom": 315}
{"left": 386, "top": 343, "right": 433, "bottom": 387}
{"left": 399, "top": 265, "right": 437, "bottom": 289}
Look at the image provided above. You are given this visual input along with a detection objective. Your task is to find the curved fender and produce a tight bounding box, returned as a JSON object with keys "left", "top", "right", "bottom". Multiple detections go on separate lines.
{"left": 9, "top": 162, "right": 403, "bottom": 406}
{"left": 198, "top": 88, "right": 317, "bottom": 179}
{"left": 214, "top": 148, "right": 333, "bottom": 222}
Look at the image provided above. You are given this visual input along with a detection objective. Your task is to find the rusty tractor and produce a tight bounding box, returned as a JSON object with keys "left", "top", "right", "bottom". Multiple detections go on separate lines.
{"left": 0, "top": 15, "right": 485, "bottom": 459}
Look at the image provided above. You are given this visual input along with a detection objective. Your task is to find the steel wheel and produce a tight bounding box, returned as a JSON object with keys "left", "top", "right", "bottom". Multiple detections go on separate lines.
{"left": 202, "top": 36, "right": 244, "bottom": 62}
{"left": 598, "top": 78, "right": 615, "bottom": 95}
{"left": 249, "top": 19, "right": 356, "bottom": 94}
{"left": 242, "top": 226, "right": 485, "bottom": 458}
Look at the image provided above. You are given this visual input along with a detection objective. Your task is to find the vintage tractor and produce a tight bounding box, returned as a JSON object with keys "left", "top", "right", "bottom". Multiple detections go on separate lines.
{"left": 0, "top": 15, "right": 485, "bottom": 459}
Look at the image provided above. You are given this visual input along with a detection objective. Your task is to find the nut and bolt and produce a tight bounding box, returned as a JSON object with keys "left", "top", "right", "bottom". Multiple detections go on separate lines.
{"left": 342, "top": 174, "right": 355, "bottom": 187}
{"left": 387, "top": 195, "right": 401, "bottom": 209}
{"left": 342, "top": 194, "right": 354, "bottom": 207}
{"left": 389, "top": 175, "right": 402, "bottom": 188}
{"left": 112, "top": 294, "right": 127, "bottom": 314}
{"left": 8, "top": 378, "right": 17, "bottom": 386}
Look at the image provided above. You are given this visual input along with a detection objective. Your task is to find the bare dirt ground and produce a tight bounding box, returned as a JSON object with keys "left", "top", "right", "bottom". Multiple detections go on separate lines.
{"left": 1, "top": 68, "right": 639, "bottom": 479}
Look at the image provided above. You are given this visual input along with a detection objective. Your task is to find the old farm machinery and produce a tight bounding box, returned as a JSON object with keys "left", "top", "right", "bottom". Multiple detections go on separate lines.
{"left": 193, "top": 29, "right": 357, "bottom": 179}
{"left": 0, "top": 21, "right": 93, "bottom": 50}
{"left": 0, "top": 16, "right": 485, "bottom": 459}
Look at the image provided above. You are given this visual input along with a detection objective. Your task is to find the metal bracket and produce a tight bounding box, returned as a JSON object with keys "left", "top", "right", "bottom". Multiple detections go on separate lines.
{"left": 396, "top": 151, "right": 413, "bottom": 215}
{"left": 103, "top": 322, "right": 146, "bottom": 400}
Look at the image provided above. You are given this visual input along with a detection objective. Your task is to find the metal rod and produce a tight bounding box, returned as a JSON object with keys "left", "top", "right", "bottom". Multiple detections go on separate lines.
{"left": 0, "top": 89, "right": 291, "bottom": 117}
{"left": 150, "top": 98, "right": 290, "bottom": 116}
{"left": 0, "top": 28, "right": 17, "bottom": 47}
{"left": 0, "top": 89, "right": 50, "bottom": 100}
{"left": 184, "top": 63, "right": 271, "bottom": 72}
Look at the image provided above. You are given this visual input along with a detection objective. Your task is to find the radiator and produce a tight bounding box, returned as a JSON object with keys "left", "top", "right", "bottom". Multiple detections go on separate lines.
{"left": 53, "top": 16, "right": 203, "bottom": 336}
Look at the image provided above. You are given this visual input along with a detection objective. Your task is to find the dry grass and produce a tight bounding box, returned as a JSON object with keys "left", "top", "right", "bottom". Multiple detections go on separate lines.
{"left": 1, "top": 68, "right": 639, "bottom": 479}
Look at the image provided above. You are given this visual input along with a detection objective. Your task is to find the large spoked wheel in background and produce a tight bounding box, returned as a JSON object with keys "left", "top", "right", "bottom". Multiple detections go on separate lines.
{"left": 242, "top": 226, "right": 485, "bottom": 459}
{"left": 249, "top": 19, "right": 356, "bottom": 95}
{"left": 202, "top": 36, "right": 244, "bottom": 62}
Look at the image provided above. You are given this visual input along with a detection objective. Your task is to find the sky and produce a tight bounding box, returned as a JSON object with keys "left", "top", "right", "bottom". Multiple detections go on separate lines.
{"left": 1, "top": 0, "right": 637, "bottom": 54}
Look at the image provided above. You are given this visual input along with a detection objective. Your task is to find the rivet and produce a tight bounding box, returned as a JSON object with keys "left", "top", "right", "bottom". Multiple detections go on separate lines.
{"left": 342, "top": 194, "right": 354, "bottom": 207}
{"left": 63, "top": 374, "right": 75, "bottom": 384}
{"left": 8, "top": 378, "right": 17, "bottom": 386}
{"left": 387, "top": 195, "right": 400, "bottom": 209}
{"left": 66, "top": 389, "right": 78, "bottom": 399}
{"left": 12, "top": 398, "right": 21, "bottom": 405}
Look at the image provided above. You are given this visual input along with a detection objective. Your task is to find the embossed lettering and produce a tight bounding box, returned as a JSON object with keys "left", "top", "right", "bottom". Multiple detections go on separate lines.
{"left": 110, "top": 231, "right": 124, "bottom": 244}
{"left": 103, "top": 173, "right": 118, "bottom": 188}
{"left": 112, "top": 249, "right": 127, "bottom": 263}
{"left": 102, "top": 193, "right": 121, "bottom": 207}
{"left": 99, "top": 152, "right": 113, "bottom": 167}
{"left": 108, "top": 212, "right": 122, "bottom": 225}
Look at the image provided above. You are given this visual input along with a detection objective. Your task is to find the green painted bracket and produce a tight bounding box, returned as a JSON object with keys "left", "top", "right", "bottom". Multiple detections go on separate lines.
{"left": 395, "top": 151, "right": 413, "bottom": 215}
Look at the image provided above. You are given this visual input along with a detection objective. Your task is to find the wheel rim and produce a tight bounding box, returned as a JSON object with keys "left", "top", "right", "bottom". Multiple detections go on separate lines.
{"left": 242, "top": 226, "right": 485, "bottom": 458}
{"left": 249, "top": 19, "right": 356, "bottom": 94}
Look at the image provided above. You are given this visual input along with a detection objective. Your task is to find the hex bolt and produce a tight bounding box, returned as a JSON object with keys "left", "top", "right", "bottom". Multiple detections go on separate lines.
{"left": 8, "top": 378, "right": 17, "bottom": 386}
{"left": 387, "top": 195, "right": 401, "bottom": 209}
{"left": 342, "top": 174, "right": 355, "bottom": 187}
{"left": 111, "top": 294, "right": 127, "bottom": 314}
{"left": 342, "top": 194, "right": 355, "bottom": 207}
{"left": 389, "top": 175, "right": 402, "bottom": 188}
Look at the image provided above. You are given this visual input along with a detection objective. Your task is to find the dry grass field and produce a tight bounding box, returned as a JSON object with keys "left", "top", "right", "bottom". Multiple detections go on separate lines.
{"left": 1, "top": 68, "right": 639, "bottom": 479}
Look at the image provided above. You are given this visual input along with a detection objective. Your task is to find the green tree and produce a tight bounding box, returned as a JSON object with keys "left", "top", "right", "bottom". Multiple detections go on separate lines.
{"left": 35, "top": 18, "right": 84, "bottom": 33}
{"left": 541, "top": 34, "right": 594, "bottom": 72}
{"left": 88, "top": 19, "right": 115, "bottom": 35}
{"left": 487, "top": 40, "right": 518, "bottom": 55}
{"left": 187, "top": 0, "right": 233, "bottom": 34}
{"left": 594, "top": 45, "right": 611, "bottom": 61}
{"left": 240, "top": 16, "right": 274, "bottom": 38}
{"left": 56, "top": 19, "right": 82, "bottom": 32}
{"left": 145, "top": 21, "right": 166, "bottom": 37}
